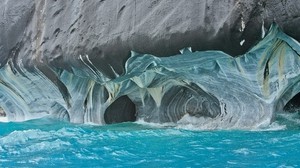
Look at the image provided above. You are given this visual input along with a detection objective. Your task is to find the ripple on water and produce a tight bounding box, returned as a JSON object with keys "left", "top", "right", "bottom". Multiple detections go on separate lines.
{"left": 20, "top": 139, "right": 71, "bottom": 153}
{"left": 0, "top": 119, "right": 300, "bottom": 167}
{"left": 0, "top": 129, "right": 50, "bottom": 145}
{"left": 233, "top": 148, "right": 255, "bottom": 155}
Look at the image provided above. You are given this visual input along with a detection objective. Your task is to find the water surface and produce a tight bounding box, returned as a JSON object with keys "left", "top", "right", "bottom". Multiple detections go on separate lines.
{"left": 1, "top": 113, "right": 300, "bottom": 167}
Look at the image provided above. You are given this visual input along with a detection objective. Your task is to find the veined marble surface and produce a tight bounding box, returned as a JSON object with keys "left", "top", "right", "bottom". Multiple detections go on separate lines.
{"left": 0, "top": 24, "right": 299, "bottom": 129}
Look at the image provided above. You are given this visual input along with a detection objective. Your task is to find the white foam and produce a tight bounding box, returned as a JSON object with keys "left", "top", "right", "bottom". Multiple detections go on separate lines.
{"left": 233, "top": 148, "right": 254, "bottom": 155}
{"left": 0, "top": 117, "right": 8, "bottom": 122}
{"left": 0, "top": 129, "right": 50, "bottom": 145}
{"left": 84, "top": 121, "right": 102, "bottom": 126}
{"left": 28, "top": 157, "right": 47, "bottom": 164}
{"left": 176, "top": 114, "right": 224, "bottom": 131}
{"left": 21, "top": 139, "right": 71, "bottom": 153}
{"left": 136, "top": 115, "right": 222, "bottom": 131}
{"left": 136, "top": 114, "right": 287, "bottom": 131}
{"left": 135, "top": 119, "right": 176, "bottom": 128}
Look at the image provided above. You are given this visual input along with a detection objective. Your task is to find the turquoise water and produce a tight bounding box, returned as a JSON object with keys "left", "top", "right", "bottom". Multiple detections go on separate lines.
{"left": 0, "top": 114, "right": 300, "bottom": 167}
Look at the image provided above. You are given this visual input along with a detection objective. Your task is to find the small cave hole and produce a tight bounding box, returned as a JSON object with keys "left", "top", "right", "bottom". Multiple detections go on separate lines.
{"left": 283, "top": 92, "right": 300, "bottom": 112}
{"left": 276, "top": 92, "right": 300, "bottom": 129}
{"left": 0, "top": 107, "right": 6, "bottom": 117}
{"left": 104, "top": 95, "right": 136, "bottom": 124}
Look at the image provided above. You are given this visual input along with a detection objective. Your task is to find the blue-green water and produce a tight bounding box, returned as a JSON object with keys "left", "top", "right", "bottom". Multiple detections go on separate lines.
{"left": 0, "top": 114, "right": 300, "bottom": 167}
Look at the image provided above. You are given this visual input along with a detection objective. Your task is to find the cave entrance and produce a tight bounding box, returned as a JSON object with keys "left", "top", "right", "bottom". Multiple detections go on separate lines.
{"left": 104, "top": 95, "right": 136, "bottom": 124}
{"left": 276, "top": 92, "right": 300, "bottom": 129}
{"left": 283, "top": 92, "right": 300, "bottom": 112}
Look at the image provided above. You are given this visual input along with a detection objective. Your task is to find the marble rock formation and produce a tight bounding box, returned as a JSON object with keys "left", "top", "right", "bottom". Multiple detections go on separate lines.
{"left": 0, "top": 0, "right": 300, "bottom": 129}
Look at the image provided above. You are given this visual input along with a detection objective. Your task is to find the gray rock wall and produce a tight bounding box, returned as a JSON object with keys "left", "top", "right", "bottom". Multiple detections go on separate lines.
{"left": 1, "top": 0, "right": 300, "bottom": 76}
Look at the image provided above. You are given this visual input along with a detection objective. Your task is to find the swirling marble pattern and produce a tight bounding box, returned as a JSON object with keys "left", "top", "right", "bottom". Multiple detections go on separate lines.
{"left": 0, "top": 24, "right": 300, "bottom": 129}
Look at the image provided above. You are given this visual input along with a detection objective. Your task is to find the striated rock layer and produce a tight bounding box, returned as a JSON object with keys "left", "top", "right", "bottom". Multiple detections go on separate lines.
{"left": 0, "top": 1, "right": 300, "bottom": 129}
{"left": 1, "top": 0, "right": 300, "bottom": 76}
{"left": 0, "top": 23, "right": 300, "bottom": 129}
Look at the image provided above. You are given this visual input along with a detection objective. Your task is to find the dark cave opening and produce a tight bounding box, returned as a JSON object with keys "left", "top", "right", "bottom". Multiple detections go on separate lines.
{"left": 283, "top": 92, "right": 300, "bottom": 112}
{"left": 0, "top": 106, "right": 6, "bottom": 117}
{"left": 276, "top": 92, "right": 300, "bottom": 129}
{"left": 104, "top": 95, "right": 136, "bottom": 124}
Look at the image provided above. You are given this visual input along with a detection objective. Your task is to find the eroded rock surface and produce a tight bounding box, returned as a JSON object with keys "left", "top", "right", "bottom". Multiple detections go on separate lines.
{"left": 1, "top": 0, "right": 300, "bottom": 76}
{"left": 1, "top": 1, "right": 300, "bottom": 129}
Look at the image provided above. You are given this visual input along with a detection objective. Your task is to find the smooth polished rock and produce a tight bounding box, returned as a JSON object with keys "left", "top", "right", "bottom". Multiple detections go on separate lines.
{"left": 0, "top": 1, "right": 300, "bottom": 129}
{"left": 1, "top": 0, "right": 300, "bottom": 77}
{"left": 0, "top": 24, "right": 299, "bottom": 129}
